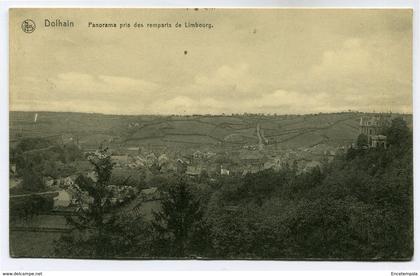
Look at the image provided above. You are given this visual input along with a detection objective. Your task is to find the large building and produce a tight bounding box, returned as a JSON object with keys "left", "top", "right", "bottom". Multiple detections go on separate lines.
{"left": 359, "top": 115, "right": 391, "bottom": 148}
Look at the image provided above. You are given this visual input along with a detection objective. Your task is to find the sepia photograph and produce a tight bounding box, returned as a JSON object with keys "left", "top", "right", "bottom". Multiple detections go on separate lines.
{"left": 8, "top": 8, "right": 413, "bottom": 261}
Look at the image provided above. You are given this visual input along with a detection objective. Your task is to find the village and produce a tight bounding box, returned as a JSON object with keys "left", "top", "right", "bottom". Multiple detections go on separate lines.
{"left": 10, "top": 114, "right": 394, "bottom": 213}
{"left": 8, "top": 112, "right": 403, "bottom": 257}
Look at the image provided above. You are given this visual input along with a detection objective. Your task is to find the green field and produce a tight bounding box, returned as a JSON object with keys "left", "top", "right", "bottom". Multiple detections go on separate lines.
{"left": 10, "top": 111, "right": 412, "bottom": 151}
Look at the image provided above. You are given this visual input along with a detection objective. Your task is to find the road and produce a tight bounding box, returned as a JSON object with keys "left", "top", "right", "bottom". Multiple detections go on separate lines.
{"left": 10, "top": 191, "right": 59, "bottom": 199}
{"left": 256, "top": 123, "right": 269, "bottom": 149}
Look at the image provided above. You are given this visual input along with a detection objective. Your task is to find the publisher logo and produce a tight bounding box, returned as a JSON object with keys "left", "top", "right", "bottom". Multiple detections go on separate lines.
{"left": 21, "top": 19, "right": 36, "bottom": 33}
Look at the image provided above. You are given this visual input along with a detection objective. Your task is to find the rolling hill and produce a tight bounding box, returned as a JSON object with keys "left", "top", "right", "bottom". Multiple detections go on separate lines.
{"left": 9, "top": 111, "right": 412, "bottom": 153}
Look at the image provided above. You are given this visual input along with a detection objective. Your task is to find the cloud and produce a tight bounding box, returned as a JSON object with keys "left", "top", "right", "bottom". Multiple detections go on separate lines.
{"left": 11, "top": 35, "right": 411, "bottom": 115}
{"left": 294, "top": 38, "right": 412, "bottom": 113}
{"left": 10, "top": 9, "right": 412, "bottom": 115}
{"left": 11, "top": 72, "right": 162, "bottom": 114}
{"left": 311, "top": 38, "right": 371, "bottom": 81}
{"left": 178, "top": 63, "right": 261, "bottom": 100}
{"left": 51, "top": 72, "right": 160, "bottom": 101}
{"left": 144, "top": 89, "right": 332, "bottom": 115}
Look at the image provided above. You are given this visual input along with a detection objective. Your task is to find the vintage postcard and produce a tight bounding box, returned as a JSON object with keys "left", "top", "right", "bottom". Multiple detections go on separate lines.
{"left": 9, "top": 8, "right": 413, "bottom": 260}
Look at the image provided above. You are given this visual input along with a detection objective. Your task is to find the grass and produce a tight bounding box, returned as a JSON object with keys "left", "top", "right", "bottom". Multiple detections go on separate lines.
{"left": 10, "top": 111, "right": 411, "bottom": 151}
{"left": 10, "top": 230, "right": 62, "bottom": 257}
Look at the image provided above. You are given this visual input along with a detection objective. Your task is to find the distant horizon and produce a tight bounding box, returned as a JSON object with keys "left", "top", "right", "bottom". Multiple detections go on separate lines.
{"left": 9, "top": 109, "right": 413, "bottom": 117}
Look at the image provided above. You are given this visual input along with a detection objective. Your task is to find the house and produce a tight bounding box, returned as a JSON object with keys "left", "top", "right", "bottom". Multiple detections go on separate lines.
{"left": 371, "top": 135, "right": 387, "bottom": 149}
{"left": 145, "top": 153, "right": 158, "bottom": 167}
{"left": 87, "top": 171, "right": 98, "bottom": 182}
{"left": 193, "top": 150, "right": 204, "bottom": 159}
{"left": 263, "top": 157, "right": 284, "bottom": 171}
{"left": 130, "top": 156, "right": 146, "bottom": 168}
{"left": 111, "top": 155, "right": 129, "bottom": 167}
{"left": 186, "top": 165, "right": 202, "bottom": 176}
{"left": 59, "top": 175, "right": 78, "bottom": 188}
{"left": 242, "top": 166, "right": 261, "bottom": 176}
{"left": 160, "top": 161, "right": 177, "bottom": 173}
{"left": 220, "top": 167, "right": 230, "bottom": 176}
{"left": 205, "top": 151, "right": 217, "bottom": 159}
{"left": 53, "top": 190, "right": 72, "bottom": 208}
{"left": 239, "top": 149, "right": 267, "bottom": 166}
{"left": 61, "top": 134, "right": 75, "bottom": 145}
{"left": 359, "top": 116, "right": 391, "bottom": 147}
{"left": 158, "top": 154, "right": 169, "bottom": 167}
{"left": 302, "top": 161, "right": 322, "bottom": 173}
{"left": 10, "top": 164, "right": 17, "bottom": 176}
{"left": 126, "top": 147, "right": 140, "bottom": 152}
{"left": 43, "top": 176, "right": 55, "bottom": 187}
{"left": 10, "top": 177, "right": 22, "bottom": 189}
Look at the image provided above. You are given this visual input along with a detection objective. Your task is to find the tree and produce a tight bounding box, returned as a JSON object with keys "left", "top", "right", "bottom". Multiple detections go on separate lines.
{"left": 356, "top": 133, "right": 369, "bottom": 148}
{"left": 151, "top": 178, "right": 207, "bottom": 257}
{"left": 21, "top": 167, "right": 45, "bottom": 192}
{"left": 384, "top": 117, "right": 411, "bottom": 148}
{"left": 10, "top": 194, "right": 54, "bottom": 222}
{"left": 55, "top": 147, "right": 121, "bottom": 258}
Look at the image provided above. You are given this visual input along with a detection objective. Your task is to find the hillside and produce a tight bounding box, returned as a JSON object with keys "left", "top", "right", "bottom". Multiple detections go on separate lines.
{"left": 9, "top": 111, "right": 412, "bottom": 153}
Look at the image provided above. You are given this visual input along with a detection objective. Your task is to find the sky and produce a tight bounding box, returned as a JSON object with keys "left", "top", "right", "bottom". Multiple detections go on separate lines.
{"left": 10, "top": 9, "right": 412, "bottom": 115}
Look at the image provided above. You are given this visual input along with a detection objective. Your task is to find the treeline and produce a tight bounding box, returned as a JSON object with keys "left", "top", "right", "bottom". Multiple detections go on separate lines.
{"left": 54, "top": 117, "right": 412, "bottom": 260}
{"left": 10, "top": 137, "right": 83, "bottom": 192}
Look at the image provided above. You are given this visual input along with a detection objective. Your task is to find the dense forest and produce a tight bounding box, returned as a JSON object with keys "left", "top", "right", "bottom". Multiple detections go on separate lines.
{"left": 12, "top": 117, "right": 412, "bottom": 260}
